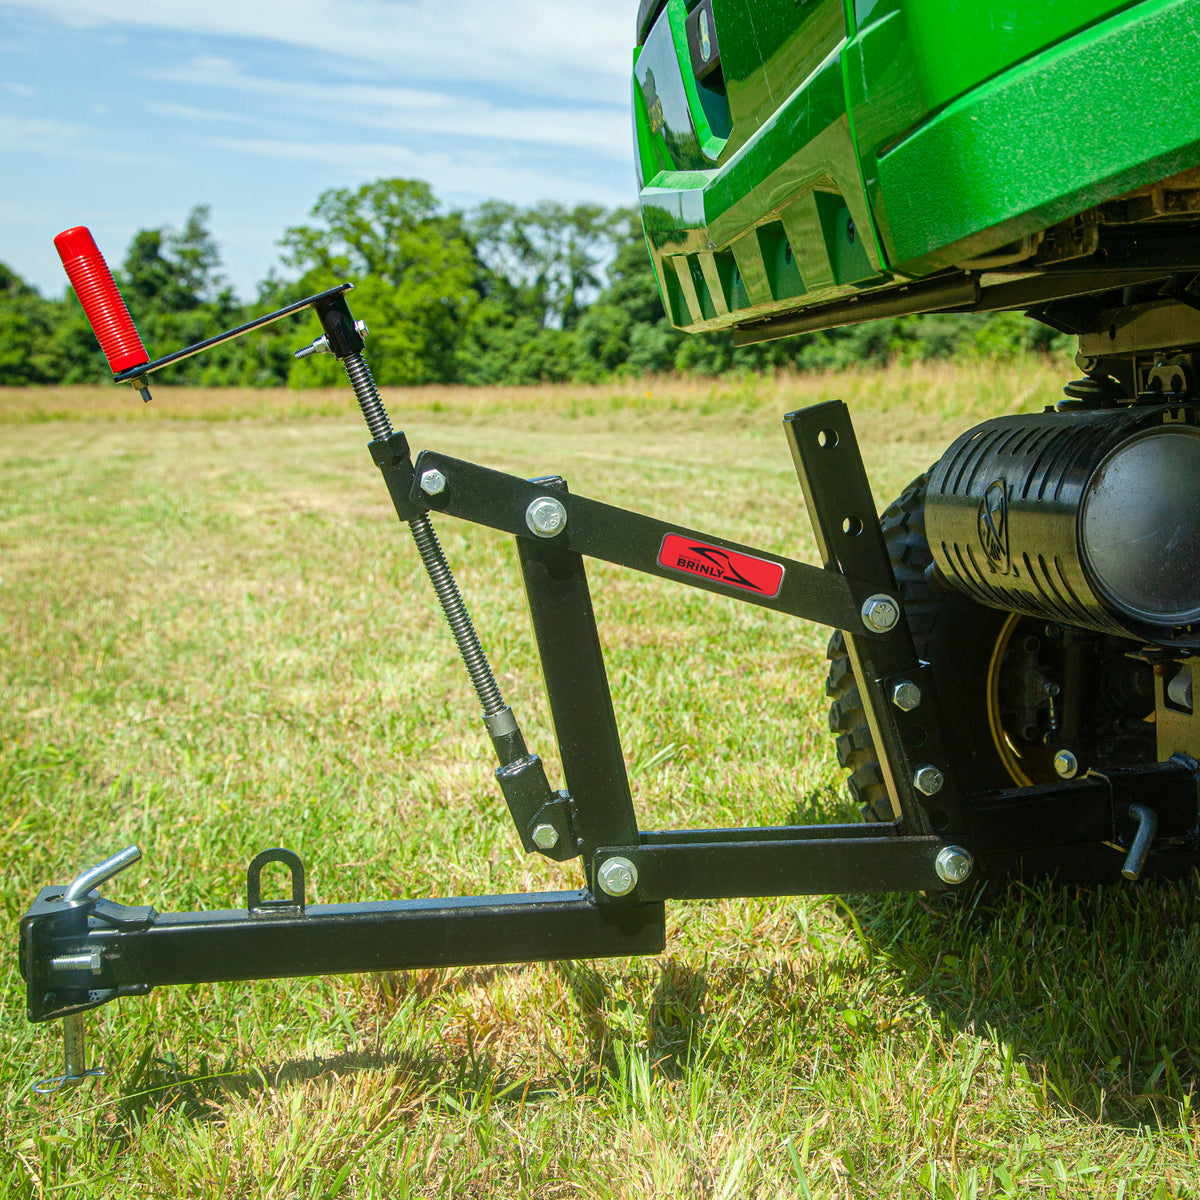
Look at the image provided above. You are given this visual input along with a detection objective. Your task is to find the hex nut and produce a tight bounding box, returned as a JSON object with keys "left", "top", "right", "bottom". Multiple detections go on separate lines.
{"left": 526, "top": 496, "right": 567, "bottom": 538}
{"left": 935, "top": 845, "right": 974, "bottom": 885}
{"left": 532, "top": 823, "right": 559, "bottom": 851}
{"left": 861, "top": 593, "right": 900, "bottom": 633}
{"left": 420, "top": 468, "right": 447, "bottom": 496}
{"left": 1053, "top": 749, "right": 1079, "bottom": 779}
{"left": 891, "top": 680, "right": 922, "bottom": 711}
{"left": 596, "top": 857, "right": 638, "bottom": 897}
{"left": 913, "top": 764, "right": 944, "bottom": 795}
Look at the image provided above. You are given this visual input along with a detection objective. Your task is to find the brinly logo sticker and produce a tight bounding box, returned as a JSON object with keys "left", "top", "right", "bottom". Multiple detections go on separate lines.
{"left": 977, "top": 480, "right": 1011, "bottom": 575}
{"left": 658, "top": 534, "right": 785, "bottom": 598}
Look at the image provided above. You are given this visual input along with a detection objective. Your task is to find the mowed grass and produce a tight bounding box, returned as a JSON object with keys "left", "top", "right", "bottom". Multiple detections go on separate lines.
{"left": 3, "top": 361, "right": 1199, "bottom": 1197}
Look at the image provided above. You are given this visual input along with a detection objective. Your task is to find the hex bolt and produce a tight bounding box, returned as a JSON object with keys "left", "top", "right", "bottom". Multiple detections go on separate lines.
{"left": 294, "top": 334, "right": 332, "bottom": 360}
{"left": 891, "top": 680, "right": 922, "bottom": 711}
{"left": 531, "top": 823, "right": 559, "bottom": 851}
{"left": 861, "top": 593, "right": 900, "bottom": 633}
{"left": 50, "top": 949, "right": 103, "bottom": 977}
{"left": 596, "top": 856, "right": 638, "bottom": 897}
{"left": 420, "top": 468, "right": 447, "bottom": 496}
{"left": 526, "top": 496, "right": 568, "bottom": 538}
{"left": 913, "top": 764, "right": 944, "bottom": 795}
{"left": 1053, "top": 749, "right": 1079, "bottom": 779}
{"left": 935, "top": 845, "right": 974, "bottom": 885}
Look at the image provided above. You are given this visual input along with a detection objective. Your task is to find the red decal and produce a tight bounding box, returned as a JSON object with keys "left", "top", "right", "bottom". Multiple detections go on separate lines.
{"left": 658, "top": 534, "right": 785, "bottom": 598}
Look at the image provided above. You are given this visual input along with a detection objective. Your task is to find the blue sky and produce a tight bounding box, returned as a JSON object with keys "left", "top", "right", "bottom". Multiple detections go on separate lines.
{"left": 1, "top": 0, "right": 636, "bottom": 301}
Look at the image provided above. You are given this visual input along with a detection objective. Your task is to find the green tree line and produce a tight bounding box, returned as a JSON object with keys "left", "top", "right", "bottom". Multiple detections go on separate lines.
{"left": 1, "top": 178, "right": 1058, "bottom": 387}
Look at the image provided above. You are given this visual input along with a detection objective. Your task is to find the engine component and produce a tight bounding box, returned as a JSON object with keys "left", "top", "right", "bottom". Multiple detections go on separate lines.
{"left": 926, "top": 407, "right": 1200, "bottom": 647}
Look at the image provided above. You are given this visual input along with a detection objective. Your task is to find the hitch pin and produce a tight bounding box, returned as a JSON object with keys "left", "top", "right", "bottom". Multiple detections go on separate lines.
{"left": 35, "top": 845, "right": 142, "bottom": 1095}
{"left": 1121, "top": 805, "right": 1158, "bottom": 881}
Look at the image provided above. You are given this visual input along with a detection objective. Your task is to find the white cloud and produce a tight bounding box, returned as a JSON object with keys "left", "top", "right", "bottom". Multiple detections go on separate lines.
{"left": 0, "top": 114, "right": 81, "bottom": 149}
{"left": 0, "top": 113, "right": 158, "bottom": 165}
{"left": 154, "top": 54, "right": 629, "bottom": 158}
{"left": 0, "top": 0, "right": 640, "bottom": 297}
{"left": 207, "top": 134, "right": 635, "bottom": 208}
{"left": 0, "top": 0, "right": 632, "bottom": 101}
{"left": 142, "top": 100, "right": 259, "bottom": 125}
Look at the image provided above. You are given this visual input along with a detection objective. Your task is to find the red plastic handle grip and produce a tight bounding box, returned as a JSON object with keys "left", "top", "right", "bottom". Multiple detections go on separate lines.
{"left": 54, "top": 226, "right": 149, "bottom": 375}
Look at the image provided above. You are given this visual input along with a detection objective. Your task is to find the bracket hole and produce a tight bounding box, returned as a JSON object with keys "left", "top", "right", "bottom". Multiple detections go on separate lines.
{"left": 908, "top": 725, "right": 927, "bottom": 748}
{"left": 929, "top": 810, "right": 949, "bottom": 832}
{"left": 817, "top": 428, "right": 838, "bottom": 449}
{"left": 841, "top": 515, "right": 863, "bottom": 536}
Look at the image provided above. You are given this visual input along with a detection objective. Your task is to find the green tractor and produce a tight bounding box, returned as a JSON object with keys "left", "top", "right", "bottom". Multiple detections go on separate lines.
{"left": 20, "top": 0, "right": 1200, "bottom": 1088}
{"left": 634, "top": 0, "right": 1200, "bottom": 829}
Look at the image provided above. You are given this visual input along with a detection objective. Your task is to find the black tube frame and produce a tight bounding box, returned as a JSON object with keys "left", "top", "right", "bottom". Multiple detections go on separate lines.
{"left": 22, "top": 395, "right": 1200, "bottom": 1027}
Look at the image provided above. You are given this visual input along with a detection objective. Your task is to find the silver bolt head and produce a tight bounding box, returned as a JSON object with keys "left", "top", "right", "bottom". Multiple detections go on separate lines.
{"left": 354, "top": 319, "right": 369, "bottom": 339}
{"left": 891, "top": 680, "right": 922, "bottom": 711}
{"left": 913, "top": 764, "right": 944, "bottom": 795}
{"left": 935, "top": 845, "right": 974, "bottom": 885}
{"left": 596, "top": 856, "right": 638, "bottom": 897}
{"left": 526, "top": 496, "right": 567, "bottom": 538}
{"left": 532, "top": 823, "right": 559, "bottom": 850}
{"left": 861, "top": 593, "right": 900, "bottom": 633}
{"left": 1053, "top": 749, "right": 1079, "bottom": 779}
{"left": 420, "top": 468, "right": 447, "bottom": 496}
{"left": 293, "top": 334, "right": 332, "bottom": 360}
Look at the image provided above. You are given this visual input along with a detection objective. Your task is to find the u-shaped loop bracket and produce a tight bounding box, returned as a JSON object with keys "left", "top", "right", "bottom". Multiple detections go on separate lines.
{"left": 246, "top": 848, "right": 306, "bottom": 916}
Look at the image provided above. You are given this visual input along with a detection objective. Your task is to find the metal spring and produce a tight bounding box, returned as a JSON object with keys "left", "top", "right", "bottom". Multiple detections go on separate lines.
{"left": 342, "top": 351, "right": 394, "bottom": 442}
{"left": 339, "top": 348, "right": 504, "bottom": 718}
{"left": 408, "top": 513, "right": 506, "bottom": 717}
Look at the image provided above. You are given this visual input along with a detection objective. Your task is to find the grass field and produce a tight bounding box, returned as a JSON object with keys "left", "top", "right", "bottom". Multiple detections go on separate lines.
{"left": 3, "top": 362, "right": 1199, "bottom": 1197}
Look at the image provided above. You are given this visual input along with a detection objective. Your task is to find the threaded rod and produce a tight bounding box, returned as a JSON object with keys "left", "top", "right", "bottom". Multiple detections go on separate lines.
{"left": 339, "top": 351, "right": 506, "bottom": 719}
{"left": 408, "top": 513, "right": 506, "bottom": 716}
{"left": 342, "top": 351, "right": 393, "bottom": 441}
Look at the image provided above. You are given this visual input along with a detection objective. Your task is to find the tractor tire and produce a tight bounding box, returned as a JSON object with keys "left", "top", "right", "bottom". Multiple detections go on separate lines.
{"left": 826, "top": 474, "right": 1013, "bottom": 820}
{"left": 826, "top": 474, "right": 1157, "bottom": 821}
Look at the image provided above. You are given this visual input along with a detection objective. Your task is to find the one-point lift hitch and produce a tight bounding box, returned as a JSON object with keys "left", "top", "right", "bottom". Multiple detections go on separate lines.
{"left": 24, "top": 230, "right": 1200, "bottom": 1091}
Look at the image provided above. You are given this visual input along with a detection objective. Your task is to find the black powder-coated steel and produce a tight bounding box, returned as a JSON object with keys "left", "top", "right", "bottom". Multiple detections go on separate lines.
{"left": 968, "top": 756, "right": 1200, "bottom": 860}
{"left": 784, "top": 402, "right": 970, "bottom": 837}
{"left": 408, "top": 450, "right": 885, "bottom": 635}
{"left": 516, "top": 505, "right": 640, "bottom": 860}
{"left": 25, "top": 393, "right": 1200, "bottom": 1042}
{"left": 594, "top": 831, "right": 947, "bottom": 901}
{"left": 112, "top": 284, "right": 354, "bottom": 383}
{"left": 23, "top": 888, "right": 666, "bottom": 1022}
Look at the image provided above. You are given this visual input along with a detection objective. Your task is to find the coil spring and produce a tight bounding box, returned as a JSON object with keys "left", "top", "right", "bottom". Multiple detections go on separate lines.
{"left": 408, "top": 513, "right": 506, "bottom": 717}
{"left": 342, "top": 351, "right": 393, "bottom": 442}
{"left": 340, "top": 348, "right": 505, "bottom": 717}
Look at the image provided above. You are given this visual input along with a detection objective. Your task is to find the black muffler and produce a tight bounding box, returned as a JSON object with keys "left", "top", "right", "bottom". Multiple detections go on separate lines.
{"left": 925, "top": 405, "right": 1200, "bottom": 647}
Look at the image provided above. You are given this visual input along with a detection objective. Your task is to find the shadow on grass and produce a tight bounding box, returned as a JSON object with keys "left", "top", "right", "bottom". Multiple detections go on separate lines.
{"left": 555, "top": 956, "right": 710, "bottom": 1084}
{"left": 86, "top": 870, "right": 1200, "bottom": 1141}
{"left": 94, "top": 956, "right": 722, "bottom": 1150}
{"left": 99, "top": 1042, "right": 452, "bottom": 1149}
{"left": 842, "top": 872, "right": 1200, "bottom": 1129}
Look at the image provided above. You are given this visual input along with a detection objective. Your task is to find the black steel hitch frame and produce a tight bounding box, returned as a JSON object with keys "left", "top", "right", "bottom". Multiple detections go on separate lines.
{"left": 21, "top": 285, "right": 1200, "bottom": 1090}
